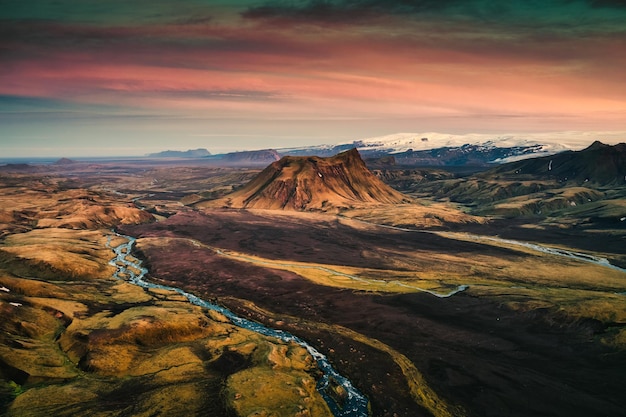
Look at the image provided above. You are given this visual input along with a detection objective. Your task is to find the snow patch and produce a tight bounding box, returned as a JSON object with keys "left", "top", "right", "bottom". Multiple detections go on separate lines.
{"left": 342, "top": 131, "right": 626, "bottom": 162}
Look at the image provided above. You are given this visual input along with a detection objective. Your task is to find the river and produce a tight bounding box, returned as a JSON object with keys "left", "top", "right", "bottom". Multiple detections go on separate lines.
{"left": 437, "top": 232, "right": 626, "bottom": 275}
{"left": 346, "top": 217, "right": 626, "bottom": 275}
{"left": 107, "top": 233, "right": 370, "bottom": 417}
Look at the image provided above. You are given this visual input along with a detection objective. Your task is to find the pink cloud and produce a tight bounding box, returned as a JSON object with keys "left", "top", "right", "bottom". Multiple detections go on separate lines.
{"left": 2, "top": 17, "right": 625, "bottom": 132}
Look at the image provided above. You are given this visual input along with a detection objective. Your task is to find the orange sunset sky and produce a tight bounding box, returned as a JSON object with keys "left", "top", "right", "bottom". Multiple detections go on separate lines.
{"left": 1, "top": 0, "right": 626, "bottom": 157}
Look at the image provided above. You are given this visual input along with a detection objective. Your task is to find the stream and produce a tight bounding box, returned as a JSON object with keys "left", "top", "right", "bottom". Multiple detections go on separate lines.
{"left": 107, "top": 233, "right": 370, "bottom": 417}
{"left": 349, "top": 218, "right": 626, "bottom": 275}
{"left": 439, "top": 233, "right": 626, "bottom": 275}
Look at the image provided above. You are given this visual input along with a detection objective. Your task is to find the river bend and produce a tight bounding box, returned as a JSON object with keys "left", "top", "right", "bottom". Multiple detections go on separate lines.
{"left": 107, "top": 233, "right": 369, "bottom": 417}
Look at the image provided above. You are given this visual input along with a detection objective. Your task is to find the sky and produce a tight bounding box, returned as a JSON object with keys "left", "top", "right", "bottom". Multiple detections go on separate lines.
{"left": 1, "top": 0, "right": 626, "bottom": 157}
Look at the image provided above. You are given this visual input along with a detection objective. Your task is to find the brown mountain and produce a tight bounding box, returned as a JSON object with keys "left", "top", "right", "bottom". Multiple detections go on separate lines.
{"left": 215, "top": 149, "right": 411, "bottom": 210}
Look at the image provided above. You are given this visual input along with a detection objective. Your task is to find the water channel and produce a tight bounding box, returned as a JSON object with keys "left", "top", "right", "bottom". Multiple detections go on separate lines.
{"left": 350, "top": 218, "right": 626, "bottom": 274}
{"left": 107, "top": 233, "right": 370, "bottom": 417}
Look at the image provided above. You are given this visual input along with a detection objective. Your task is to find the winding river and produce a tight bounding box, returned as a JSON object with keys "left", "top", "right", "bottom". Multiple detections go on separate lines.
{"left": 438, "top": 233, "right": 626, "bottom": 275}
{"left": 105, "top": 219, "right": 625, "bottom": 414}
{"left": 107, "top": 233, "right": 370, "bottom": 417}
{"left": 349, "top": 218, "right": 626, "bottom": 275}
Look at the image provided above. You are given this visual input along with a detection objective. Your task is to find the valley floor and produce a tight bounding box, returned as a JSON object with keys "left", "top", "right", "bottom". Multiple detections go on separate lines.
{"left": 1, "top": 161, "right": 625, "bottom": 417}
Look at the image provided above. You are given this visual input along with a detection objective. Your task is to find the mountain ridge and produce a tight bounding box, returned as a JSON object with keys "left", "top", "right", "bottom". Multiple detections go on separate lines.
{"left": 218, "top": 149, "right": 281, "bottom": 166}
{"left": 485, "top": 141, "right": 626, "bottom": 186}
{"left": 279, "top": 131, "right": 626, "bottom": 166}
{"left": 146, "top": 148, "right": 211, "bottom": 158}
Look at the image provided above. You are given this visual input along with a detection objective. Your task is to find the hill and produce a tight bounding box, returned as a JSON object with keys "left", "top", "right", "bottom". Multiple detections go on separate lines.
{"left": 392, "top": 141, "right": 626, "bottom": 223}
{"left": 53, "top": 158, "right": 77, "bottom": 165}
{"left": 218, "top": 149, "right": 281, "bottom": 166}
{"left": 147, "top": 148, "right": 211, "bottom": 158}
{"left": 485, "top": 141, "right": 626, "bottom": 186}
{"left": 211, "top": 149, "right": 410, "bottom": 211}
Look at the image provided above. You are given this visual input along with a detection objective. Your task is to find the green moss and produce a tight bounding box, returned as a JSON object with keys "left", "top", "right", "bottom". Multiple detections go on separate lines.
{"left": 0, "top": 380, "right": 24, "bottom": 411}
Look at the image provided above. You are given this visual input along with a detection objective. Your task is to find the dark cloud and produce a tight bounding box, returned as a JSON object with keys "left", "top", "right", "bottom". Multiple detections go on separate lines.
{"left": 587, "top": 0, "right": 626, "bottom": 8}
{"left": 242, "top": 0, "right": 626, "bottom": 27}
{"left": 0, "top": 94, "right": 71, "bottom": 111}
{"left": 0, "top": 19, "right": 137, "bottom": 48}
{"left": 172, "top": 15, "right": 213, "bottom": 26}
{"left": 241, "top": 0, "right": 460, "bottom": 23}
{"left": 242, "top": 1, "right": 373, "bottom": 24}
{"left": 0, "top": 94, "right": 138, "bottom": 118}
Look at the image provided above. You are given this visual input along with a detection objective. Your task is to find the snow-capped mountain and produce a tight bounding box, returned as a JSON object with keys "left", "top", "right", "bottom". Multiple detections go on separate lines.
{"left": 281, "top": 131, "right": 625, "bottom": 165}
{"left": 350, "top": 132, "right": 625, "bottom": 155}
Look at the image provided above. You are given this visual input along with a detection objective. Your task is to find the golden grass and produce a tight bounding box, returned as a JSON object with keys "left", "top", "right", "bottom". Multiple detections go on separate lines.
{"left": 234, "top": 299, "right": 463, "bottom": 417}
{"left": 436, "top": 231, "right": 626, "bottom": 290}
{"left": 3, "top": 168, "right": 625, "bottom": 415}
{"left": 172, "top": 233, "right": 626, "bottom": 303}
{"left": 2, "top": 228, "right": 116, "bottom": 279}
{"left": 0, "top": 226, "right": 333, "bottom": 416}
{"left": 0, "top": 300, "right": 79, "bottom": 381}
{"left": 341, "top": 203, "right": 486, "bottom": 228}
{"left": 0, "top": 183, "right": 153, "bottom": 232}
{"left": 227, "top": 368, "right": 332, "bottom": 417}
{"left": 482, "top": 285, "right": 626, "bottom": 319}
{"left": 266, "top": 342, "right": 315, "bottom": 371}
{"left": 171, "top": 236, "right": 461, "bottom": 295}
{"left": 6, "top": 378, "right": 211, "bottom": 417}
{"left": 0, "top": 274, "right": 67, "bottom": 298}
{"left": 7, "top": 382, "right": 100, "bottom": 415}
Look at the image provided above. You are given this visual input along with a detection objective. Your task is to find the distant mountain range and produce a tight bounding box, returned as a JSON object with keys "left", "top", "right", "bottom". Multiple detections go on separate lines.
{"left": 280, "top": 132, "right": 625, "bottom": 166}
{"left": 143, "top": 131, "right": 625, "bottom": 168}
{"left": 195, "top": 141, "right": 625, "bottom": 223}
{"left": 146, "top": 148, "right": 211, "bottom": 158}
